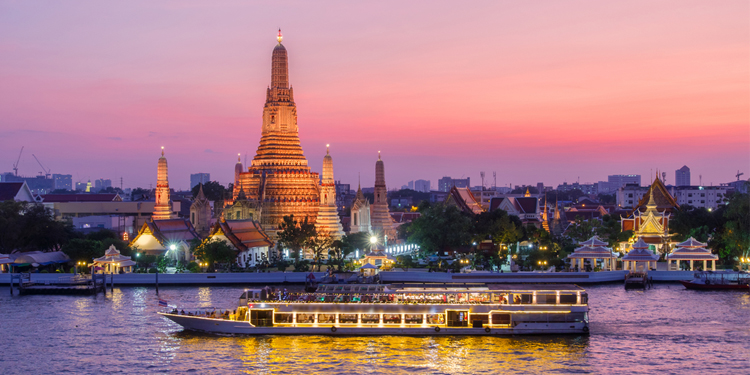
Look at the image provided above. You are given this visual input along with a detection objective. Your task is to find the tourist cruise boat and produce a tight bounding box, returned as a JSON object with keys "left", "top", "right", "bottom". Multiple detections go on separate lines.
{"left": 680, "top": 271, "right": 750, "bottom": 290}
{"left": 158, "top": 284, "right": 590, "bottom": 335}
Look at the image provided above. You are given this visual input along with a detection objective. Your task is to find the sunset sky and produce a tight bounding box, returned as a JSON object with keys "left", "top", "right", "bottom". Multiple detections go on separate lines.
{"left": 1, "top": 1, "right": 748, "bottom": 191}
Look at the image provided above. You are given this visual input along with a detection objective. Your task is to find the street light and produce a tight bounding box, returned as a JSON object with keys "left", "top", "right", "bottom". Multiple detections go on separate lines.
{"left": 169, "top": 244, "right": 177, "bottom": 251}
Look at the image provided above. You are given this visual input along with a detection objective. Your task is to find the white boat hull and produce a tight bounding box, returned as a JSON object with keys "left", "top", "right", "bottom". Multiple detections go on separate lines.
{"left": 159, "top": 313, "right": 589, "bottom": 336}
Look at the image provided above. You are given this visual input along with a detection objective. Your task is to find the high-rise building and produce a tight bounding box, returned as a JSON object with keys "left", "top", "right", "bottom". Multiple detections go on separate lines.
{"left": 314, "top": 145, "right": 344, "bottom": 240}
{"left": 190, "top": 173, "right": 211, "bottom": 189}
{"left": 234, "top": 30, "right": 320, "bottom": 237}
{"left": 414, "top": 179, "right": 430, "bottom": 192}
{"left": 94, "top": 179, "right": 112, "bottom": 192}
{"left": 370, "top": 152, "right": 396, "bottom": 240}
{"left": 438, "top": 176, "right": 470, "bottom": 192}
{"left": 152, "top": 147, "right": 172, "bottom": 220}
{"left": 608, "top": 174, "right": 641, "bottom": 190}
{"left": 52, "top": 174, "right": 73, "bottom": 191}
{"left": 675, "top": 166, "right": 690, "bottom": 187}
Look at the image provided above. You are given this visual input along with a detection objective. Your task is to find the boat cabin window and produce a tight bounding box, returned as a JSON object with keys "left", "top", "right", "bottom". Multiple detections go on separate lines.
{"left": 536, "top": 294, "right": 556, "bottom": 304}
{"left": 404, "top": 314, "right": 423, "bottom": 324}
{"left": 559, "top": 293, "right": 577, "bottom": 304}
{"left": 361, "top": 314, "right": 379, "bottom": 324}
{"left": 471, "top": 313, "right": 489, "bottom": 328}
{"left": 383, "top": 314, "right": 401, "bottom": 324}
{"left": 318, "top": 314, "right": 335, "bottom": 324}
{"left": 426, "top": 314, "right": 445, "bottom": 325}
{"left": 513, "top": 294, "right": 533, "bottom": 304}
{"left": 339, "top": 314, "right": 357, "bottom": 324}
{"left": 580, "top": 293, "right": 588, "bottom": 304}
{"left": 249, "top": 310, "right": 273, "bottom": 327}
{"left": 297, "top": 314, "right": 315, "bottom": 323}
{"left": 491, "top": 293, "right": 509, "bottom": 304}
{"left": 491, "top": 313, "right": 511, "bottom": 325}
{"left": 274, "top": 313, "right": 293, "bottom": 323}
{"left": 447, "top": 310, "right": 469, "bottom": 327}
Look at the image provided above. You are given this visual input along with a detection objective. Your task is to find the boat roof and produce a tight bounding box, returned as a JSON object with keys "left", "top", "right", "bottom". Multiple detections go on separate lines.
{"left": 313, "top": 283, "right": 584, "bottom": 293}
{"left": 487, "top": 284, "right": 585, "bottom": 291}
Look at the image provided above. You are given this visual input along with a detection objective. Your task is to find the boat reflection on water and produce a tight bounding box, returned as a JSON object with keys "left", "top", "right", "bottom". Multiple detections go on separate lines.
{"left": 157, "top": 334, "right": 590, "bottom": 373}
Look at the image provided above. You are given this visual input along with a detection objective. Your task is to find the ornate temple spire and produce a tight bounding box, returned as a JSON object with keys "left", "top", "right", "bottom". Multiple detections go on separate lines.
{"left": 271, "top": 29, "right": 289, "bottom": 90}
{"left": 554, "top": 195, "right": 561, "bottom": 220}
{"left": 234, "top": 153, "right": 243, "bottom": 188}
{"left": 371, "top": 152, "right": 396, "bottom": 238}
{"left": 316, "top": 144, "right": 344, "bottom": 239}
{"left": 153, "top": 147, "right": 172, "bottom": 220}
{"left": 524, "top": 187, "right": 531, "bottom": 197}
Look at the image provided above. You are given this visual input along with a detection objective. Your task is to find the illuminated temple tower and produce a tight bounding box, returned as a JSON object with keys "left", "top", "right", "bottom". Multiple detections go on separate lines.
{"left": 370, "top": 152, "right": 396, "bottom": 241}
{"left": 235, "top": 30, "right": 320, "bottom": 236}
{"left": 315, "top": 145, "right": 345, "bottom": 239}
{"left": 152, "top": 147, "right": 173, "bottom": 220}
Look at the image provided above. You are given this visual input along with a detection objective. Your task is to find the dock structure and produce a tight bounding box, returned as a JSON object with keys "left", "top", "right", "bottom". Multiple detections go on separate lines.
{"left": 15, "top": 273, "right": 107, "bottom": 295}
{"left": 624, "top": 272, "right": 653, "bottom": 289}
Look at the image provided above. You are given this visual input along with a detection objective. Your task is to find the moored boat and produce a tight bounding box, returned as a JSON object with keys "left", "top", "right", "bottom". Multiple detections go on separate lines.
{"left": 159, "top": 283, "right": 590, "bottom": 336}
{"left": 679, "top": 271, "right": 750, "bottom": 291}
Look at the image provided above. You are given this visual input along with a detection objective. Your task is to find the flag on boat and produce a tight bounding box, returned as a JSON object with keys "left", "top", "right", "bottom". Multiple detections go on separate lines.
{"left": 158, "top": 299, "right": 168, "bottom": 307}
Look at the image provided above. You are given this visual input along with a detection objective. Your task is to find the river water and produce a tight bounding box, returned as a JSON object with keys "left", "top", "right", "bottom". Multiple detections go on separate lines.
{"left": 0, "top": 283, "right": 748, "bottom": 374}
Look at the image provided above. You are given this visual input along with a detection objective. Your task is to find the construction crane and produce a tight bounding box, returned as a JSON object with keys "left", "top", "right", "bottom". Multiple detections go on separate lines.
{"left": 12, "top": 146, "right": 24, "bottom": 176}
{"left": 32, "top": 154, "right": 51, "bottom": 178}
{"left": 737, "top": 170, "right": 744, "bottom": 181}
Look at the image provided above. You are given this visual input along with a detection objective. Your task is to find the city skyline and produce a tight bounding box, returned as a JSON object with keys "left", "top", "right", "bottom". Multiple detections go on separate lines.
{"left": 1, "top": 1, "right": 748, "bottom": 190}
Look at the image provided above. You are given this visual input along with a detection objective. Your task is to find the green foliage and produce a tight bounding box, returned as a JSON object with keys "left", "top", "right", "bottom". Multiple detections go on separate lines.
{"left": 715, "top": 192, "right": 750, "bottom": 262}
{"left": 61, "top": 239, "right": 105, "bottom": 264}
{"left": 294, "top": 259, "right": 311, "bottom": 272}
{"left": 395, "top": 255, "right": 416, "bottom": 271}
{"left": 175, "top": 260, "right": 187, "bottom": 273}
{"left": 0, "top": 201, "right": 75, "bottom": 253}
{"left": 276, "top": 215, "right": 316, "bottom": 263}
{"left": 275, "top": 259, "right": 290, "bottom": 272}
{"left": 307, "top": 234, "right": 333, "bottom": 272}
{"left": 157, "top": 256, "right": 168, "bottom": 273}
{"left": 148, "top": 267, "right": 157, "bottom": 274}
{"left": 191, "top": 181, "right": 229, "bottom": 201}
{"left": 472, "top": 209, "right": 523, "bottom": 245}
{"left": 187, "top": 261, "right": 199, "bottom": 273}
{"left": 596, "top": 215, "right": 631, "bottom": 248}
{"left": 406, "top": 203, "right": 472, "bottom": 255}
{"left": 193, "top": 239, "right": 236, "bottom": 269}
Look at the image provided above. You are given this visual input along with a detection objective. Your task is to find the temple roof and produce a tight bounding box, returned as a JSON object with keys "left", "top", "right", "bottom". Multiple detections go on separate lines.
{"left": 675, "top": 237, "right": 707, "bottom": 248}
{"left": 210, "top": 219, "right": 273, "bottom": 251}
{"left": 130, "top": 218, "right": 200, "bottom": 248}
{"left": 40, "top": 193, "right": 122, "bottom": 202}
{"left": 445, "top": 186, "right": 485, "bottom": 215}
{"left": 633, "top": 177, "right": 680, "bottom": 212}
{"left": 622, "top": 237, "right": 659, "bottom": 261}
{"left": 578, "top": 236, "right": 608, "bottom": 247}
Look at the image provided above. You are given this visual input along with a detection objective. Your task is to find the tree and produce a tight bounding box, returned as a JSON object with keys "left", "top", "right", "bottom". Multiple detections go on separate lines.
{"left": 307, "top": 234, "right": 334, "bottom": 272}
{"left": 193, "top": 239, "right": 236, "bottom": 270}
{"left": 395, "top": 255, "right": 416, "bottom": 271}
{"left": 596, "top": 215, "right": 631, "bottom": 248}
{"left": 716, "top": 192, "right": 750, "bottom": 263}
{"left": 0, "top": 201, "right": 74, "bottom": 253}
{"left": 406, "top": 203, "right": 472, "bottom": 255}
{"left": 276, "top": 215, "right": 316, "bottom": 264}
{"left": 191, "top": 181, "right": 228, "bottom": 201}
{"left": 472, "top": 209, "right": 523, "bottom": 245}
{"left": 61, "top": 239, "right": 105, "bottom": 264}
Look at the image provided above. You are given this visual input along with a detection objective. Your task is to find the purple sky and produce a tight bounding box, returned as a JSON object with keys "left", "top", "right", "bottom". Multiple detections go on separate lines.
{"left": 1, "top": 1, "right": 748, "bottom": 191}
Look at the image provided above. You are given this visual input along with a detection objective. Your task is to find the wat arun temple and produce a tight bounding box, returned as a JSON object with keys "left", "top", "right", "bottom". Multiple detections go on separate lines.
{"left": 226, "top": 31, "right": 346, "bottom": 240}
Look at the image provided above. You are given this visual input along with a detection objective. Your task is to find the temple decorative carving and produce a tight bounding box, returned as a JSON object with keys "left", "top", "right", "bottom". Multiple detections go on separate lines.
{"left": 350, "top": 177, "right": 372, "bottom": 234}
{"left": 315, "top": 145, "right": 345, "bottom": 239}
{"left": 152, "top": 147, "right": 173, "bottom": 220}
{"left": 370, "top": 152, "right": 396, "bottom": 240}
{"left": 233, "top": 30, "right": 320, "bottom": 238}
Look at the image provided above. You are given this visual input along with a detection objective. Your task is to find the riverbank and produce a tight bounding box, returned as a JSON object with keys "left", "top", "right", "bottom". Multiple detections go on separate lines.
{"left": 0, "top": 270, "right": 697, "bottom": 286}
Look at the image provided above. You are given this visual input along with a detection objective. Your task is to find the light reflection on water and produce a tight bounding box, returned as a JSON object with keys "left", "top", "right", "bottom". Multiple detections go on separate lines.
{"left": 1, "top": 284, "right": 748, "bottom": 374}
